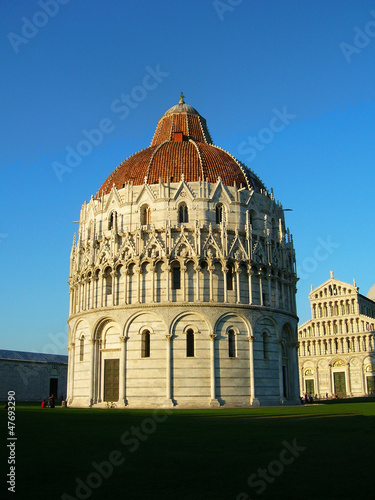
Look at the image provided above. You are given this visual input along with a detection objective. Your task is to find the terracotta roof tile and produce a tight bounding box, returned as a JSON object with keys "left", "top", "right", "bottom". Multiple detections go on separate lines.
{"left": 96, "top": 101, "right": 265, "bottom": 197}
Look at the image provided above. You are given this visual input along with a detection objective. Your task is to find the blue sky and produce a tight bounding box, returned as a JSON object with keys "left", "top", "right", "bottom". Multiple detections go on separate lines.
{"left": 1, "top": 0, "right": 374, "bottom": 353}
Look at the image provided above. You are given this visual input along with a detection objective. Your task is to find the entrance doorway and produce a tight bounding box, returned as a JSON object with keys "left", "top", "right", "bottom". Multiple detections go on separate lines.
{"left": 104, "top": 359, "right": 119, "bottom": 402}
{"left": 333, "top": 372, "right": 346, "bottom": 397}
{"left": 305, "top": 379, "right": 314, "bottom": 395}
{"left": 49, "top": 378, "right": 58, "bottom": 398}
{"left": 367, "top": 376, "right": 375, "bottom": 394}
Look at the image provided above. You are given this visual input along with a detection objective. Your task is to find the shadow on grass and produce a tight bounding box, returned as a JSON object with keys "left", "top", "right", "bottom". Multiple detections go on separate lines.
{"left": 1, "top": 401, "right": 374, "bottom": 499}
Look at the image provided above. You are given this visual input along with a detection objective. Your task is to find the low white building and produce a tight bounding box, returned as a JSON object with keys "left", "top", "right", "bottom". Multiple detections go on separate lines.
{"left": 67, "top": 96, "right": 300, "bottom": 408}
{"left": 298, "top": 272, "right": 375, "bottom": 397}
{"left": 0, "top": 350, "right": 68, "bottom": 402}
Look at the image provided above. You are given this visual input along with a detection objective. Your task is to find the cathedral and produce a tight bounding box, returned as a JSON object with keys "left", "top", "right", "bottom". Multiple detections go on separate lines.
{"left": 66, "top": 95, "right": 300, "bottom": 408}
{"left": 298, "top": 272, "right": 375, "bottom": 397}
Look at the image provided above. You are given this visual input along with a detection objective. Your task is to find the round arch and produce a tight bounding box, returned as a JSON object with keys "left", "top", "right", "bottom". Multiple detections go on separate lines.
{"left": 213, "top": 311, "right": 252, "bottom": 338}
{"left": 123, "top": 310, "right": 168, "bottom": 338}
{"left": 169, "top": 310, "right": 212, "bottom": 337}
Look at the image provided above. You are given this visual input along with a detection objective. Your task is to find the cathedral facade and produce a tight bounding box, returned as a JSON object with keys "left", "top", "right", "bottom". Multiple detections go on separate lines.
{"left": 298, "top": 272, "right": 375, "bottom": 398}
{"left": 67, "top": 96, "right": 299, "bottom": 408}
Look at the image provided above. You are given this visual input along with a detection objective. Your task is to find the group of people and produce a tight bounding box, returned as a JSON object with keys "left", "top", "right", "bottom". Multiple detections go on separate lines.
{"left": 301, "top": 393, "right": 315, "bottom": 404}
{"left": 41, "top": 394, "right": 55, "bottom": 408}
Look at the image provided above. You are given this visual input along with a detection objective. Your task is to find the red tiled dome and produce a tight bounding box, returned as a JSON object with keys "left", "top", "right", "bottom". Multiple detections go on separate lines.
{"left": 97, "top": 97, "right": 264, "bottom": 196}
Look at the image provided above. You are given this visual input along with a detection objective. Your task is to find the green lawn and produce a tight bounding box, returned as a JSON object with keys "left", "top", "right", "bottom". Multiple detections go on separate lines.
{"left": 1, "top": 401, "right": 375, "bottom": 500}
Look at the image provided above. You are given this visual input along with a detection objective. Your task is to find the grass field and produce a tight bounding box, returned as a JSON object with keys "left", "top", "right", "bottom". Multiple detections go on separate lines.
{"left": 1, "top": 400, "right": 375, "bottom": 500}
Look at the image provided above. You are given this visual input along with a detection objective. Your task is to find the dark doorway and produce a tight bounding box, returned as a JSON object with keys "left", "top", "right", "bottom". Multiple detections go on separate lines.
{"left": 367, "top": 376, "right": 375, "bottom": 394}
{"left": 49, "top": 378, "right": 58, "bottom": 398}
{"left": 104, "top": 359, "right": 119, "bottom": 402}
{"left": 305, "top": 379, "right": 314, "bottom": 395}
{"left": 334, "top": 372, "right": 346, "bottom": 397}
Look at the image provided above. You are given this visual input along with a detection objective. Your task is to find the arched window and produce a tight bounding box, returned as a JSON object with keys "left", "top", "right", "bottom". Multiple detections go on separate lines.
{"left": 172, "top": 263, "right": 181, "bottom": 290}
{"left": 108, "top": 211, "right": 117, "bottom": 230}
{"left": 79, "top": 336, "right": 85, "bottom": 361}
{"left": 228, "top": 330, "right": 236, "bottom": 357}
{"left": 186, "top": 329, "right": 194, "bottom": 357}
{"left": 216, "top": 204, "right": 224, "bottom": 224}
{"left": 141, "top": 205, "right": 151, "bottom": 225}
{"left": 226, "top": 264, "right": 234, "bottom": 291}
{"left": 178, "top": 203, "right": 189, "bottom": 223}
{"left": 104, "top": 267, "right": 112, "bottom": 296}
{"left": 141, "top": 330, "right": 150, "bottom": 358}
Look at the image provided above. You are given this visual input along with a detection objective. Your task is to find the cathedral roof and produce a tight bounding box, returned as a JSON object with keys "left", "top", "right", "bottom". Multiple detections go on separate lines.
{"left": 97, "top": 95, "right": 265, "bottom": 196}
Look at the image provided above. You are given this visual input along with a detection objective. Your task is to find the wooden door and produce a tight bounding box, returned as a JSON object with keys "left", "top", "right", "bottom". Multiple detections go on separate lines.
{"left": 104, "top": 359, "right": 119, "bottom": 402}
{"left": 334, "top": 372, "right": 346, "bottom": 397}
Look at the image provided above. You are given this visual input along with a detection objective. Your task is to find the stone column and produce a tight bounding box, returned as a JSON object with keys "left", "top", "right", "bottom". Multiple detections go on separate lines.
{"left": 328, "top": 364, "right": 333, "bottom": 396}
{"left": 124, "top": 269, "right": 128, "bottom": 304}
{"left": 166, "top": 265, "right": 171, "bottom": 302}
{"left": 164, "top": 334, "right": 174, "bottom": 407}
{"left": 361, "top": 367, "right": 366, "bottom": 395}
{"left": 97, "top": 339, "right": 103, "bottom": 402}
{"left": 223, "top": 268, "right": 228, "bottom": 303}
{"left": 135, "top": 266, "right": 141, "bottom": 303}
{"left": 315, "top": 365, "right": 320, "bottom": 397}
{"left": 276, "top": 280, "right": 280, "bottom": 309}
{"left": 259, "top": 275, "right": 263, "bottom": 306}
{"left": 248, "top": 267, "right": 253, "bottom": 305}
{"left": 346, "top": 363, "right": 352, "bottom": 396}
{"left": 248, "top": 335, "right": 259, "bottom": 405}
{"left": 91, "top": 277, "right": 97, "bottom": 309}
{"left": 235, "top": 267, "right": 241, "bottom": 303}
{"left": 208, "top": 264, "right": 214, "bottom": 302}
{"left": 69, "top": 288, "right": 73, "bottom": 316}
{"left": 76, "top": 281, "right": 81, "bottom": 312}
{"left": 111, "top": 270, "right": 117, "bottom": 306}
{"left": 277, "top": 340, "right": 284, "bottom": 403}
{"left": 100, "top": 273, "right": 104, "bottom": 308}
{"left": 88, "top": 339, "right": 96, "bottom": 407}
{"left": 209, "top": 334, "right": 220, "bottom": 407}
{"left": 194, "top": 265, "right": 200, "bottom": 302}
{"left": 67, "top": 343, "right": 75, "bottom": 405}
{"left": 290, "top": 342, "right": 300, "bottom": 401}
{"left": 82, "top": 279, "right": 87, "bottom": 311}
{"left": 151, "top": 265, "right": 156, "bottom": 303}
{"left": 299, "top": 367, "right": 304, "bottom": 396}
{"left": 268, "top": 274, "right": 272, "bottom": 307}
{"left": 87, "top": 278, "right": 92, "bottom": 309}
{"left": 119, "top": 336, "right": 127, "bottom": 406}
{"left": 181, "top": 265, "right": 187, "bottom": 302}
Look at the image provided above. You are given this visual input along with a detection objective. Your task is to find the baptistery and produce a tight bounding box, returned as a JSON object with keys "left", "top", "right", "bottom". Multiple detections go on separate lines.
{"left": 67, "top": 95, "right": 299, "bottom": 407}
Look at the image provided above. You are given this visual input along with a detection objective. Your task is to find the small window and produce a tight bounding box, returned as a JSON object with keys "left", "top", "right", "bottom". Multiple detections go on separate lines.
{"left": 228, "top": 330, "right": 236, "bottom": 358}
{"left": 104, "top": 268, "right": 112, "bottom": 295}
{"left": 141, "top": 205, "right": 151, "bottom": 225}
{"left": 141, "top": 331, "right": 150, "bottom": 358}
{"left": 172, "top": 264, "right": 181, "bottom": 290}
{"left": 186, "top": 329, "right": 194, "bottom": 357}
{"left": 227, "top": 265, "right": 234, "bottom": 291}
{"left": 108, "top": 211, "right": 117, "bottom": 230}
{"left": 79, "top": 336, "right": 84, "bottom": 361}
{"left": 216, "top": 204, "right": 224, "bottom": 224}
{"left": 178, "top": 203, "right": 189, "bottom": 223}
